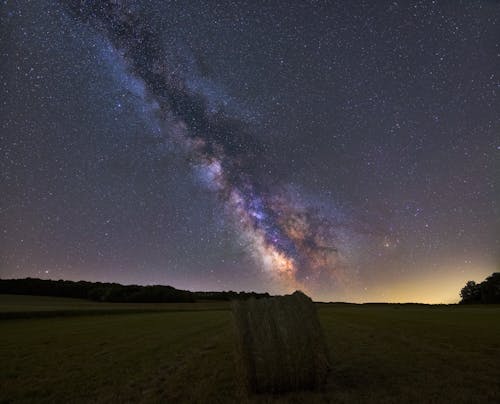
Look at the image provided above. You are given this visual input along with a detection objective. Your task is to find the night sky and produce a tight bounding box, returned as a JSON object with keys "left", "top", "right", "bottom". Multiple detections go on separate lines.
{"left": 1, "top": 0, "right": 498, "bottom": 303}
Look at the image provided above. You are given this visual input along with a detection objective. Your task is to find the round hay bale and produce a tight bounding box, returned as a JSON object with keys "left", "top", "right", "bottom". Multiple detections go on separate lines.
{"left": 232, "top": 291, "right": 330, "bottom": 393}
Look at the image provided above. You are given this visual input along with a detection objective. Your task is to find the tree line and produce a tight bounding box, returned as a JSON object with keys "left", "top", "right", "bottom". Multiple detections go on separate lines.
{"left": 0, "top": 278, "right": 270, "bottom": 303}
{"left": 460, "top": 272, "right": 500, "bottom": 304}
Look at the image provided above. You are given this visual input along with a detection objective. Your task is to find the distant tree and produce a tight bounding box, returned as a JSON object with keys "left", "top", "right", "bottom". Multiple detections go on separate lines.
{"left": 479, "top": 273, "right": 500, "bottom": 304}
{"left": 460, "top": 273, "right": 500, "bottom": 304}
{"left": 0, "top": 278, "right": 270, "bottom": 303}
{"left": 460, "top": 281, "right": 481, "bottom": 304}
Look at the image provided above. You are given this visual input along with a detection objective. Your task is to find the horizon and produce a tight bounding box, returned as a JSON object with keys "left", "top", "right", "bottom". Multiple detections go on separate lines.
{"left": 5, "top": 273, "right": 496, "bottom": 305}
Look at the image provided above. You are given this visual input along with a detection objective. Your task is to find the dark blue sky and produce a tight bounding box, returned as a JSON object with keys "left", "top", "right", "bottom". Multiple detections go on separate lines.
{"left": 1, "top": 0, "right": 498, "bottom": 302}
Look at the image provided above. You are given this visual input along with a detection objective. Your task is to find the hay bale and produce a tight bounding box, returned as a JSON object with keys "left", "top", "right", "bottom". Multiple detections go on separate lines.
{"left": 232, "top": 291, "right": 330, "bottom": 393}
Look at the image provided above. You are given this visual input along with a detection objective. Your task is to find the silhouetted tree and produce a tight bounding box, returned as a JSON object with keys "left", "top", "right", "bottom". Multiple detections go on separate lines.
{"left": 479, "top": 273, "right": 500, "bottom": 303}
{"left": 460, "top": 281, "right": 481, "bottom": 304}
{"left": 460, "top": 273, "right": 500, "bottom": 304}
{"left": 0, "top": 278, "right": 270, "bottom": 303}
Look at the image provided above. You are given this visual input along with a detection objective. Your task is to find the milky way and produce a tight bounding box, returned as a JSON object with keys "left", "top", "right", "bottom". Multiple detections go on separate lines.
{"left": 61, "top": 1, "right": 354, "bottom": 293}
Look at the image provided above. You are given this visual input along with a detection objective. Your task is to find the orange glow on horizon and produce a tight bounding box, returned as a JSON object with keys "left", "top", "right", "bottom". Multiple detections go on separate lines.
{"left": 315, "top": 262, "right": 496, "bottom": 304}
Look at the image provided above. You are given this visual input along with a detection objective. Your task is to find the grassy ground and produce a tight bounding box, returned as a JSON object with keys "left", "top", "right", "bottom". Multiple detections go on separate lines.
{"left": 0, "top": 294, "right": 228, "bottom": 319}
{"left": 1, "top": 295, "right": 499, "bottom": 403}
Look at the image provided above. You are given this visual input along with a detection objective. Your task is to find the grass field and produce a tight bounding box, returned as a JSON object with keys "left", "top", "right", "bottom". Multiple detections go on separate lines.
{"left": 1, "top": 295, "right": 500, "bottom": 403}
{"left": 0, "top": 294, "right": 228, "bottom": 319}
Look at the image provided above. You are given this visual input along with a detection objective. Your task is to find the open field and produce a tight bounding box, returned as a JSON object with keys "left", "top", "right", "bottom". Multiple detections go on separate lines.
{"left": 0, "top": 294, "right": 228, "bottom": 319}
{"left": 1, "top": 295, "right": 500, "bottom": 403}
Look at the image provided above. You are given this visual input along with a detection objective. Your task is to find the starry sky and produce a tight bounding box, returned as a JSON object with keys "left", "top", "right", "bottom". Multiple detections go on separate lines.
{"left": 1, "top": 0, "right": 498, "bottom": 303}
